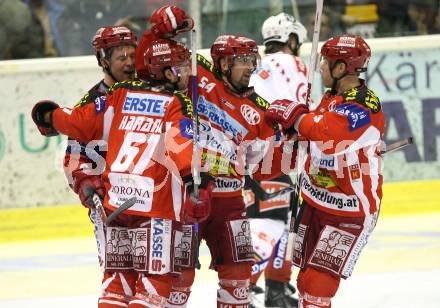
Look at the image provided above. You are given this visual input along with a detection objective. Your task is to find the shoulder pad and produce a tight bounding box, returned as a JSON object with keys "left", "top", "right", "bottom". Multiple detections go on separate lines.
{"left": 246, "top": 92, "right": 270, "bottom": 111}
{"left": 197, "top": 54, "right": 222, "bottom": 80}
{"left": 108, "top": 79, "right": 152, "bottom": 94}
{"left": 74, "top": 83, "right": 105, "bottom": 108}
{"left": 342, "top": 86, "right": 381, "bottom": 113}
{"left": 173, "top": 90, "right": 194, "bottom": 118}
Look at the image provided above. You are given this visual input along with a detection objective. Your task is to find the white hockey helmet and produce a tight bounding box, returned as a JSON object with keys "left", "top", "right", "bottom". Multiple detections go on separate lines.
{"left": 262, "top": 13, "right": 307, "bottom": 45}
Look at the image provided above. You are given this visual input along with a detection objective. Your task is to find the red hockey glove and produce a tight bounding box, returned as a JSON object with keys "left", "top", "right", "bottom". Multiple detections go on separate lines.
{"left": 72, "top": 170, "right": 105, "bottom": 209}
{"left": 31, "top": 100, "right": 60, "bottom": 136}
{"left": 149, "top": 5, "right": 194, "bottom": 38}
{"left": 265, "top": 99, "right": 309, "bottom": 131}
{"left": 183, "top": 174, "right": 215, "bottom": 224}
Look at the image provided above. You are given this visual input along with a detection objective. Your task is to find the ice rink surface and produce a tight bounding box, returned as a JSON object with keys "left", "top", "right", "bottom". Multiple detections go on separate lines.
{"left": 1, "top": 212, "right": 439, "bottom": 308}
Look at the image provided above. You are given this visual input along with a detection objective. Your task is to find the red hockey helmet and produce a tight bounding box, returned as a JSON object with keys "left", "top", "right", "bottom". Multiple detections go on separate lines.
{"left": 210, "top": 35, "right": 259, "bottom": 71}
{"left": 320, "top": 35, "right": 371, "bottom": 74}
{"left": 92, "top": 26, "right": 137, "bottom": 56}
{"left": 140, "top": 38, "right": 190, "bottom": 80}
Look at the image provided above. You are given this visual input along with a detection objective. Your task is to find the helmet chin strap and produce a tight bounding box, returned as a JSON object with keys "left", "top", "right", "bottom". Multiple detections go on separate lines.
{"left": 329, "top": 61, "right": 348, "bottom": 95}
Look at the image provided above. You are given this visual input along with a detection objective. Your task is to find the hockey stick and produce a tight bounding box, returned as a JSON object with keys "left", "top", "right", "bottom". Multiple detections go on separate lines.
{"left": 87, "top": 191, "right": 136, "bottom": 271}
{"left": 190, "top": 28, "right": 200, "bottom": 201}
{"left": 246, "top": 138, "right": 412, "bottom": 203}
{"left": 87, "top": 188, "right": 137, "bottom": 226}
{"left": 87, "top": 191, "right": 108, "bottom": 224}
{"left": 244, "top": 175, "right": 294, "bottom": 202}
{"left": 286, "top": 0, "right": 324, "bottom": 262}
{"left": 190, "top": 28, "right": 202, "bottom": 270}
{"left": 191, "top": 29, "right": 201, "bottom": 196}
{"left": 381, "top": 137, "right": 413, "bottom": 155}
{"left": 106, "top": 197, "right": 137, "bottom": 226}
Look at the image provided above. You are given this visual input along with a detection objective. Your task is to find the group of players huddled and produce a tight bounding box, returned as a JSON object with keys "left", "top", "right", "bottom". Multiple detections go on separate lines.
{"left": 31, "top": 5, "right": 384, "bottom": 308}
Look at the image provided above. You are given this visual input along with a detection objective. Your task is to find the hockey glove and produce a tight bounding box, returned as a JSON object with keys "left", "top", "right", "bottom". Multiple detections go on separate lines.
{"left": 183, "top": 173, "right": 215, "bottom": 224}
{"left": 31, "top": 100, "right": 60, "bottom": 137}
{"left": 265, "top": 99, "right": 309, "bottom": 132}
{"left": 149, "top": 5, "right": 194, "bottom": 38}
{"left": 72, "top": 170, "right": 106, "bottom": 209}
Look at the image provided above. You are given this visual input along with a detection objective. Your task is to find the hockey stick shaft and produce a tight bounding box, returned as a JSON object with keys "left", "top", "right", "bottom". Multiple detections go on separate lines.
{"left": 190, "top": 28, "right": 202, "bottom": 269}
{"left": 286, "top": 0, "right": 324, "bottom": 261}
{"left": 245, "top": 175, "right": 294, "bottom": 201}
{"left": 106, "top": 197, "right": 137, "bottom": 226}
{"left": 381, "top": 137, "right": 413, "bottom": 155}
{"left": 305, "top": 0, "right": 324, "bottom": 104}
{"left": 90, "top": 192, "right": 108, "bottom": 224}
{"left": 191, "top": 29, "right": 201, "bottom": 195}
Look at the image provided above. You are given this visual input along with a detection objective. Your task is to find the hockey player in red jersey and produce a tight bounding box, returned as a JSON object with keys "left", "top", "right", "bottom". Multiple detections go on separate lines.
{"left": 31, "top": 36, "right": 214, "bottom": 308}
{"left": 247, "top": 12, "right": 309, "bottom": 308}
{"left": 265, "top": 35, "right": 385, "bottom": 308}
{"left": 64, "top": 25, "right": 136, "bottom": 215}
{"left": 135, "top": 5, "right": 286, "bottom": 308}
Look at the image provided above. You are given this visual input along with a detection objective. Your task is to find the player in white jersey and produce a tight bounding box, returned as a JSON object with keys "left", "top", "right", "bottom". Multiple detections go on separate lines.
{"left": 247, "top": 12, "right": 308, "bottom": 308}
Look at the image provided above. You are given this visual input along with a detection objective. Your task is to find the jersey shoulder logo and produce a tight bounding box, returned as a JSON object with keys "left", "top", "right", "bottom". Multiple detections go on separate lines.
{"left": 247, "top": 92, "right": 270, "bottom": 111}
{"left": 334, "top": 103, "right": 371, "bottom": 131}
{"left": 342, "top": 86, "right": 381, "bottom": 113}
{"left": 94, "top": 96, "right": 106, "bottom": 114}
{"left": 197, "top": 54, "right": 222, "bottom": 80}
{"left": 75, "top": 83, "right": 106, "bottom": 108}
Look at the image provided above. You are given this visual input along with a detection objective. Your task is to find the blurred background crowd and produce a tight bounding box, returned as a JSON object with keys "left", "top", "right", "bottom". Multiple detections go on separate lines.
{"left": 1, "top": 0, "right": 440, "bottom": 60}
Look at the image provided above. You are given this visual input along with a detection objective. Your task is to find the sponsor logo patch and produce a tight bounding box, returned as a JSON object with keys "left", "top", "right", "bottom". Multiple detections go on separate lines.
{"left": 152, "top": 43, "right": 171, "bottom": 56}
{"left": 240, "top": 104, "right": 261, "bottom": 125}
{"left": 107, "top": 173, "right": 154, "bottom": 212}
{"left": 337, "top": 36, "right": 356, "bottom": 47}
{"left": 349, "top": 164, "right": 361, "bottom": 180}
{"left": 233, "top": 287, "right": 249, "bottom": 300}
{"left": 174, "top": 225, "right": 193, "bottom": 268}
{"left": 334, "top": 104, "right": 371, "bottom": 131}
{"left": 179, "top": 118, "right": 194, "bottom": 139}
{"left": 122, "top": 92, "right": 168, "bottom": 116}
{"left": 169, "top": 291, "right": 188, "bottom": 304}
{"left": 309, "top": 225, "right": 356, "bottom": 276}
{"left": 105, "top": 227, "right": 133, "bottom": 270}
{"left": 229, "top": 219, "right": 254, "bottom": 262}
{"left": 214, "top": 177, "right": 242, "bottom": 192}
{"left": 197, "top": 96, "right": 248, "bottom": 141}
{"left": 301, "top": 174, "right": 358, "bottom": 211}
{"left": 273, "top": 231, "right": 288, "bottom": 269}
{"left": 149, "top": 218, "right": 172, "bottom": 274}
{"left": 131, "top": 228, "right": 148, "bottom": 271}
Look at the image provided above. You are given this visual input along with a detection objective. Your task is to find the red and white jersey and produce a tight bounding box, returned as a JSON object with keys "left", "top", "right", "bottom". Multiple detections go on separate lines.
{"left": 297, "top": 82, "right": 385, "bottom": 217}
{"left": 192, "top": 55, "right": 281, "bottom": 198}
{"left": 51, "top": 80, "right": 194, "bottom": 221}
{"left": 250, "top": 52, "right": 308, "bottom": 104}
